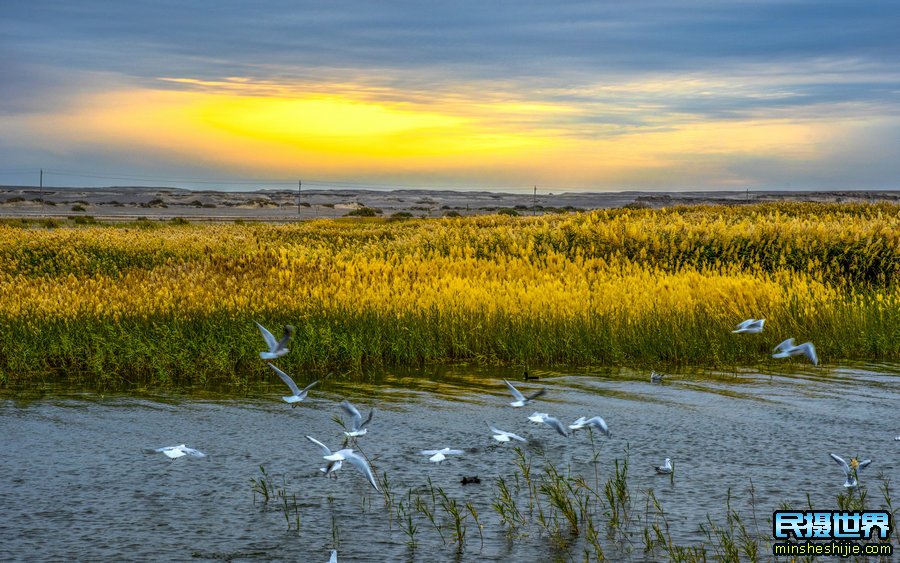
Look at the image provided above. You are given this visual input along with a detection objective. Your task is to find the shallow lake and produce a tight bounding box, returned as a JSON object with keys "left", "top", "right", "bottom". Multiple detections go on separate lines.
{"left": 2, "top": 364, "right": 898, "bottom": 561}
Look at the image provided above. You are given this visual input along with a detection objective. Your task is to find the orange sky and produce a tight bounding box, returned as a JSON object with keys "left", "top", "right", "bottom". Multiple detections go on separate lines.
{"left": 2, "top": 2, "right": 899, "bottom": 190}
{"left": 13, "top": 77, "right": 838, "bottom": 189}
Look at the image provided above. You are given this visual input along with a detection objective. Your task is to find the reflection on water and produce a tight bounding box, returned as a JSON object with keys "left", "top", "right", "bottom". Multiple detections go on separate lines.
{"left": 1, "top": 364, "right": 898, "bottom": 561}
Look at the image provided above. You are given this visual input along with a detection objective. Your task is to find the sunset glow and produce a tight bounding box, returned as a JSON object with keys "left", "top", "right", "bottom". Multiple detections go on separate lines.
{"left": 14, "top": 80, "right": 838, "bottom": 187}
{"left": 1, "top": 2, "right": 898, "bottom": 190}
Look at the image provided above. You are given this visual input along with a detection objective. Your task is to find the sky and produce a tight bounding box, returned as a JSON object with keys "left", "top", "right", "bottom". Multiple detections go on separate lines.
{"left": 1, "top": 1, "right": 899, "bottom": 192}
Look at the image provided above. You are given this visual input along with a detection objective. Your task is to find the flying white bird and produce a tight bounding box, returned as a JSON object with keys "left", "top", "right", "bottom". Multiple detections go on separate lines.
{"left": 654, "top": 458, "right": 673, "bottom": 475}
{"left": 830, "top": 453, "right": 872, "bottom": 488}
{"left": 256, "top": 321, "right": 293, "bottom": 360}
{"left": 503, "top": 379, "right": 546, "bottom": 407}
{"left": 306, "top": 436, "right": 343, "bottom": 476}
{"left": 569, "top": 416, "right": 610, "bottom": 436}
{"left": 148, "top": 444, "right": 207, "bottom": 460}
{"left": 489, "top": 425, "right": 527, "bottom": 443}
{"left": 420, "top": 448, "right": 464, "bottom": 463}
{"left": 305, "top": 435, "right": 379, "bottom": 490}
{"left": 732, "top": 318, "right": 765, "bottom": 334}
{"left": 772, "top": 338, "right": 818, "bottom": 365}
{"left": 340, "top": 400, "right": 374, "bottom": 437}
{"left": 329, "top": 550, "right": 337, "bottom": 563}
{"left": 267, "top": 363, "right": 319, "bottom": 405}
{"left": 538, "top": 415, "right": 570, "bottom": 437}
{"left": 527, "top": 412, "right": 550, "bottom": 423}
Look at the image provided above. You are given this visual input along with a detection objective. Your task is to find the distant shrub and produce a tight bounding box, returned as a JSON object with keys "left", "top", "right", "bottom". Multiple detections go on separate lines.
{"left": 443, "top": 210, "right": 462, "bottom": 218}
{"left": 72, "top": 215, "right": 96, "bottom": 225}
{"left": 0, "top": 218, "right": 31, "bottom": 227}
{"left": 299, "top": 202, "right": 311, "bottom": 207}
{"left": 202, "top": 203, "right": 216, "bottom": 208}
{"left": 5, "top": 196, "right": 25, "bottom": 203}
{"left": 134, "top": 217, "right": 159, "bottom": 229}
{"left": 71, "top": 204, "right": 86, "bottom": 212}
{"left": 170, "top": 217, "right": 189, "bottom": 225}
{"left": 390, "top": 211, "right": 413, "bottom": 220}
{"left": 346, "top": 207, "right": 381, "bottom": 217}
{"left": 39, "top": 218, "right": 59, "bottom": 229}
{"left": 498, "top": 208, "right": 519, "bottom": 216}
{"left": 141, "top": 197, "right": 169, "bottom": 207}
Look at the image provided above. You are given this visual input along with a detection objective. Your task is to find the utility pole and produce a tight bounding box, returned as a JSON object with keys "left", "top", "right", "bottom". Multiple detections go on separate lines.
{"left": 533, "top": 185, "right": 537, "bottom": 216}
{"left": 298, "top": 179, "right": 302, "bottom": 216}
{"left": 40, "top": 168, "right": 43, "bottom": 215}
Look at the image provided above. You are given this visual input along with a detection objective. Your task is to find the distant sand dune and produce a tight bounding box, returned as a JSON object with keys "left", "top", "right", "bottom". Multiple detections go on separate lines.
{"left": 1, "top": 185, "right": 898, "bottom": 221}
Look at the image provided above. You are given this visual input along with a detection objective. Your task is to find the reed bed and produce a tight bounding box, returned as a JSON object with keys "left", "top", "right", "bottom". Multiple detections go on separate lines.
{"left": 255, "top": 443, "right": 899, "bottom": 562}
{"left": 1, "top": 202, "right": 899, "bottom": 386}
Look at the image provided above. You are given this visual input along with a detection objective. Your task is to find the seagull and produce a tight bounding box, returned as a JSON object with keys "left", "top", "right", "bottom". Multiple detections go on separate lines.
{"left": 830, "top": 453, "right": 872, "bottom": 488}
{"left": 306, "top": 436, "right": 342, "bottom": 476}
{"left": 772, "top": 338, "right": 818, "bottom": 365}
{"left": 148, "top": 444, "right": 207, "bottom": 459}
{"left": 340, "top": 400, "right": 374, "bottom": 437}
{"left": 732, "top": 318, "right": 765, "bottom": 334}
{"left": 538, "top": 415, "right": 570, "bottom": 437}
{"left": 654, "top": 458, "right": 673, "bottom": 475}
{"left": 569, "top": 416, "right": 610, "bottom": 436}
{"left": 650, "top": 371, "right": 664, "bottom": 384}
{"left": 305, "top": 435, "right": 379, "bottom": 490}
{"left": 329, "top": 550, "right": 337, "bottom": 563}
{"left": 267, "top": 363, "right": 319, "bottom": 405}
{"left": 420, "top": 448, "right": 464, "bottom": 463}
{"left": 256, "top": 321, "right": 294, "bottom": 360}
{"left": 503, "top": 379, "right": 546, "bottom": 407}
{"left": 489, "top": 425, "right": 527, "bottom": 443}
{"left": 527, "top": 412, "right": 550, "bottom": 423}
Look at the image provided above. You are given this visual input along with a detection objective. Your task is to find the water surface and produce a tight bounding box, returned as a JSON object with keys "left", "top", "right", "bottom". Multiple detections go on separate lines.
{"left": 2, "top": 364, "right": 898, "bottom": 561}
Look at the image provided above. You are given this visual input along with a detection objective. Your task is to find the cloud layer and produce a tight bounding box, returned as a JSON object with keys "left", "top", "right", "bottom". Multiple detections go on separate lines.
{"left": 1, "top": 1, "right": 899, "bottom": 190}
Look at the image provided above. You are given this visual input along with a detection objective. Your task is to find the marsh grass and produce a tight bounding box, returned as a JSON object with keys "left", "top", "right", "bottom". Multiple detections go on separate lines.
{"left": 250, "top": 449, "right": 900, "bottom": 562}
{"left": 250, "top": 465, "right": 301, "bottom": 532}
{"left": 3, "top": 202, "right": 900, "bottom": 386}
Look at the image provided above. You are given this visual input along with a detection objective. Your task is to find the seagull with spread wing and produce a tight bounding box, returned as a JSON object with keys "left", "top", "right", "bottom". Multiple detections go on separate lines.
{"left": 305, "top": 435, "right": 379, "bottom": 491}
{"left": 267, "top": 363, "right": 319, "bottom": 405}
{"left": 503, "top": 379, "right": 546, "bottom": 407}
{"left": 255, "top": 321, "right": 294, "bottom": 360}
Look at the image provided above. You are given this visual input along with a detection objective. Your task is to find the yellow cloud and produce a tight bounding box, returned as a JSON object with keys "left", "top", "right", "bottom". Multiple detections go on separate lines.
{"left": 19, "top": 78, "right": 831, "bottom": 186}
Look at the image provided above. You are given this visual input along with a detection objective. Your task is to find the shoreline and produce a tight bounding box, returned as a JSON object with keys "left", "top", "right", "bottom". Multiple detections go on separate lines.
{"left": 2, "top": 185, "right": 899, "bottom": 221}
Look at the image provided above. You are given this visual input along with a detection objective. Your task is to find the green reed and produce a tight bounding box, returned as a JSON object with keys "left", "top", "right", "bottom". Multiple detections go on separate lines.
{"left": 250, "top": 465, "right": 301, "bottom": 533}
{"left": 248, "top": 449, "right": 900, "bottom": 561}
{"left": 4, "top": 203, "right": 900, "bottom": 387}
